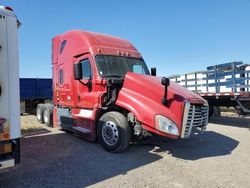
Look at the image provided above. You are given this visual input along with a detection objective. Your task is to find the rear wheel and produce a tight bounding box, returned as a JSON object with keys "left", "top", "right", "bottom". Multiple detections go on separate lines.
{"left": 209, "top": 106, "right": 221, "bottom": 117}
{"left": 37, "top": 104, "right": 45, "bottom": 123}
{"left": 97, "top": 111, "right": 131, "bottom": 153}
{"left": 43, "top": 104, "right": 53, "bottom": 127}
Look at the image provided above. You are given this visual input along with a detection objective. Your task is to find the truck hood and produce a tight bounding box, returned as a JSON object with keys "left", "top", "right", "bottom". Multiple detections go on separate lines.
{"left": 115, "top": 72, "right": 207, "bottom": 138}
{"left": 119, "top": 72, "right": 207, "bottom": 105}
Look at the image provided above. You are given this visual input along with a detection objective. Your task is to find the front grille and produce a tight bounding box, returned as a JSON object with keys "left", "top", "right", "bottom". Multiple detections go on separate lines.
{"left": 181, "top": 103, "right": 208, "bottom": 138}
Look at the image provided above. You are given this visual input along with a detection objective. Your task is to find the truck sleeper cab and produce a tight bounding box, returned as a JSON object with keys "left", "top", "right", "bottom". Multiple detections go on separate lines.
{"left": 37, "top": 30, "right": 209, "bottom": 152}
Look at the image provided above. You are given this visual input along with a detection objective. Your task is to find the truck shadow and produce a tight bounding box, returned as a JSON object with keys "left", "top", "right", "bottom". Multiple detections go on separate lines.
{"left": 0, "top": 133, "right": 161, "bottom": 188}
{"left": 0, "top": 130, "right": 238, "bottom": 187}
{"left": 141, "top": 131, "right": 239, "bottom": 160}
{"left": 209, "top": 116, "right": 250, "bottom": 128}
{"left": 21, "top": 128, "right": 51, "bottom": 137}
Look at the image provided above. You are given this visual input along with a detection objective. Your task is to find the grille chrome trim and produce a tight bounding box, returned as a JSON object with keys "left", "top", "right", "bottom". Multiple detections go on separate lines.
{"left": 181, "top": 103, "right": 209, "bottom": 138}
{"left": 181, "top": 101, "right": 190, "bottom": 138}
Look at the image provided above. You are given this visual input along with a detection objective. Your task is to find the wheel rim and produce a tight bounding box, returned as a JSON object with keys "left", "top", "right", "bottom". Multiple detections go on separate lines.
{"left": 102, "top": 121, "right": 119, "bottom": 146}
{"left": 37, "top": 108, "right": 41, "bottom": 120}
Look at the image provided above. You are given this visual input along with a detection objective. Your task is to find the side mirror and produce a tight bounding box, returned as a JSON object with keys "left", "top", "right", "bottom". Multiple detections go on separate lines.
{"left": 74, "top": 63, "right": 82, "bottom": 80}
{"left": 161, "top": 77, "right": 170, "bottom": 106}
{"left": 151, "top": 67, "right": 156, "bottom": 76}
{"left": 161, "top": 77, "right": 170, "bottom": 86}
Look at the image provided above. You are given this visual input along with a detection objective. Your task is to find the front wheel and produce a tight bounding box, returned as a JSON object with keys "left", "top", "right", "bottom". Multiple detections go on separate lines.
{"left": 97, "top": 111, "right": 131, "bottom": 153}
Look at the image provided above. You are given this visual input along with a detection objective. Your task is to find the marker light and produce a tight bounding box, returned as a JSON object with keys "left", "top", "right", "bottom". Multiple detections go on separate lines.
{"left": 4, "top": 6, "right": 14, "bottom": 11}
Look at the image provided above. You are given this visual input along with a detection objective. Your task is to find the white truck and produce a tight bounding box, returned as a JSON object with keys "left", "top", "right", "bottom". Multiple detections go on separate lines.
{"left": 0, "top": 6, "right": 21, "bottom": 169}
{"left": 169, "top": 62, "right": 250, "bottom": 116}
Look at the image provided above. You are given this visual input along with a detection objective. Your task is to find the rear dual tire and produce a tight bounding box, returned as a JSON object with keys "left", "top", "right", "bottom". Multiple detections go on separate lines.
{"left": 43, "top": 104, "right": 53, "bottom": 127}
{"left": 36, "top": 103, "right": 53, "bottom": 127}
{"left": 37, "top": 104, "right": 45, "bottom": 123}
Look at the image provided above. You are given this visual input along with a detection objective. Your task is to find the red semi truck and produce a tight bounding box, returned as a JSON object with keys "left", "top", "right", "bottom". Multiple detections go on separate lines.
{"left": 37, "top": 30, "right": 209, "bottom": 152}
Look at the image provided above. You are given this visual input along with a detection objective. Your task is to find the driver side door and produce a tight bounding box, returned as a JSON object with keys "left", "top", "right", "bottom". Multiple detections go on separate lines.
{"left": 75, "top": 55, "right": 95, "bottom": 109}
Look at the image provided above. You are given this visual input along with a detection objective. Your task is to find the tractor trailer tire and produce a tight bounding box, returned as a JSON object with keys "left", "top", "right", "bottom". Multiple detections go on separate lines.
{"left": 97, "top": 111, "right": 131, "bottom": 153}
{"left": 36, "top": 103, "right": 45, "bottom": 123}
{"left": 43, "top": 104, "right": 53, "bottom": 127}
{"left": 209, "top": 106, "right": 221, "bottom": 117}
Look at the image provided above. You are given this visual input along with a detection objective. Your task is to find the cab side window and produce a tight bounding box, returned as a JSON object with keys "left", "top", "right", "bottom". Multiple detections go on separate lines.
{"left": 133, "top": 64, "right": 145, "bottom": 74}
{"left": 80, "top": 59, "right": 93, "bottom": 80}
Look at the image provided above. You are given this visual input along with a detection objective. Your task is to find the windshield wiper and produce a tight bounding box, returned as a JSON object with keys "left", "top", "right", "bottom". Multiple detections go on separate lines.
{"left": 103, "top": 74, "right": 123, "bottom": 78}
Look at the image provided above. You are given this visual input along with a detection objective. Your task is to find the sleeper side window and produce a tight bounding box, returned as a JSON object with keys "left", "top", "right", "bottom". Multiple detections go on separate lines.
{"left": 59, "top": 69, "right": 63, "bottom": 85}
{"left": 80, "top": 59, "right": 93, "bottom": 80}
{"left": 60, "top": 40, "right": 67, "bottom": 54}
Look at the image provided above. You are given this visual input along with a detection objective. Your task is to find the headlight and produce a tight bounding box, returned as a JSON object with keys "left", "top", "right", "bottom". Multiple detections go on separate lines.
{"left": 155, "top": 115, "right": 179, "bottom": 136}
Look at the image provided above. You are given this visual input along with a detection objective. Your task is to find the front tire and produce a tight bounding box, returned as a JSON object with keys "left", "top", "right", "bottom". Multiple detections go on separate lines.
{"left": 97, "top": 111, "right": 131, "bottom": 153}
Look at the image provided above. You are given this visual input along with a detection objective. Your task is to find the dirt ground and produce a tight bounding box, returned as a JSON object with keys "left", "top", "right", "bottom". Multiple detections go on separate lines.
{"left": 0, "top": 114, "right": 250, "bottom": 188}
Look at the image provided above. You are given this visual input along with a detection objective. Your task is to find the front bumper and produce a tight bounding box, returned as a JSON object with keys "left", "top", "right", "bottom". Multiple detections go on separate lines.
{"left": 0, "top": 159, "right": 15, "bottom": 169}
{"left": 0, "top": 138, "right": 20, "bottom": 170}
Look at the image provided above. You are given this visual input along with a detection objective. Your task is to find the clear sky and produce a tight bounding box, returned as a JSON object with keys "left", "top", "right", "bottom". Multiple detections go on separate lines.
{"left": 2, "top": 0, "right": 250, "bottom": 78}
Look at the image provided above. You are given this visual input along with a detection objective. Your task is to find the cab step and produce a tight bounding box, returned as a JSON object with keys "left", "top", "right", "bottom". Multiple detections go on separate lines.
{"left": 72, "top": 126, "right": 91, "bottom": 133}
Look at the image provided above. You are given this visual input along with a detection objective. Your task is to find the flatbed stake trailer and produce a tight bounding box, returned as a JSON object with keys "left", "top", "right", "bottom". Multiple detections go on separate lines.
{"left": 169, "top": 61, "right": 250, "bottom": 116}
{"left": 0, "top": 6, "right": 21, "bottom": 169}
{"left": 37, "top": 30, "right": 209, "bottom": 153}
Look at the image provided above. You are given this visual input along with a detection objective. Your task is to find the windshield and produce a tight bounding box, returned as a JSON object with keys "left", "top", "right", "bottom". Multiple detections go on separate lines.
{"left": 95, "top": 55, "right": 150, "bottom": 77}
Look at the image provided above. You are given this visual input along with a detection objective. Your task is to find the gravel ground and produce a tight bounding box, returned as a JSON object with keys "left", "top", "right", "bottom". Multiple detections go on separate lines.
{"left": 0, "top": 114, "right": 250, "bottom": 188}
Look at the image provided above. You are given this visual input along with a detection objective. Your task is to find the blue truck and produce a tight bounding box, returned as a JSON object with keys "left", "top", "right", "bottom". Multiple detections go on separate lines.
{"left": 20, "top": 78, "right": 52, "bottom": 114}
